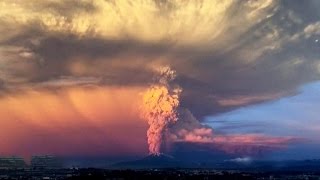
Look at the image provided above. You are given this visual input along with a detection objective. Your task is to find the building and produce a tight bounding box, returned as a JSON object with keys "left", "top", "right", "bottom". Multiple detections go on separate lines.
{"left": 0, "top": 156, "right": 26, "bottom": 169}
{"left": 31, "top": 155, "right": 62, "bottom": 170}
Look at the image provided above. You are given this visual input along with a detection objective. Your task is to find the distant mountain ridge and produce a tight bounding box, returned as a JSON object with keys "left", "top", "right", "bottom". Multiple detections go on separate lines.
{"left": 111, "top": 155, "right": 320, "bottom": 171}
{"left": 111, "top": 154, "right": 191, "bottom": 169}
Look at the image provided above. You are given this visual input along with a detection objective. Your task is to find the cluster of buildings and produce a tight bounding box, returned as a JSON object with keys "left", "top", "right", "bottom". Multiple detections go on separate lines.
{"left": 0, "top": 155, "right": 67, "bottom": 180}
{"left": 0, "top": 155, "right": 62, "bottom": 170}
{"left": 0, "top": 156, "right": 26, "bottom": 170}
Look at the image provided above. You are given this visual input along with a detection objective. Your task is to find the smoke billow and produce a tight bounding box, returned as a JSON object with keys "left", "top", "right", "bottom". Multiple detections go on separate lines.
{"left": 140, "top": 66, "right": 182, "bottom": 155}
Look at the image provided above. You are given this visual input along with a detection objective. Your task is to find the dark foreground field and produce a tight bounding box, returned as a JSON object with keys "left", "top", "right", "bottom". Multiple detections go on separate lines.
{"left": 2, "top": 168, "right": 320, "bottom": 180}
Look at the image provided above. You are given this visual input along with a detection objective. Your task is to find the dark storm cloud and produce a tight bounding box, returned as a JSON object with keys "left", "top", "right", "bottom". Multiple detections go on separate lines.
{"left": 0, "top": 0, "right": 319, "bottom": 120}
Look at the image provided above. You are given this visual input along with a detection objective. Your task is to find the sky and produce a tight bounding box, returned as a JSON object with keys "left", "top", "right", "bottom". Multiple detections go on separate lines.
{"left": 0, "top": 0, "right": 319, "bottom": 161}
{"left": 206, "top": 81, "right": 320, "bottom": 160}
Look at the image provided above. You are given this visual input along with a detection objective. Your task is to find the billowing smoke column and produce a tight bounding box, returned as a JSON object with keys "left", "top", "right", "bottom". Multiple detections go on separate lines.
{"left": 141, "top": 66, "right": 182, "bottom": 155}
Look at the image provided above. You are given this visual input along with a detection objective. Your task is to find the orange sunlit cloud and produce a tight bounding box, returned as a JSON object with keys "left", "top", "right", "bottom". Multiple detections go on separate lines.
{"left": 0, "top": 86, "right": 148, "bottom": 157}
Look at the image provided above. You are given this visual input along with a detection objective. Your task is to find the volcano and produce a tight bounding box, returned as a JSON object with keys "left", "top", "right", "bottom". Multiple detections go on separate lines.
{"left": 111, "top": 154, "right": 187, "bottom": 169}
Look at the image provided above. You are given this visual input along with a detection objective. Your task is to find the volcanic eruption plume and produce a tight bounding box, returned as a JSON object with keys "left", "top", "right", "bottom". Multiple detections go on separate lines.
{"left": 141, "top": 67, "right": 182, "bottom": 155}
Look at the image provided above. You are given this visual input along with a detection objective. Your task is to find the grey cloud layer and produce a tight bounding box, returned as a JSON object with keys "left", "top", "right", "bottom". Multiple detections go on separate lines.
{"left": 0, "top": 0, "right": 319, "bottom": 119}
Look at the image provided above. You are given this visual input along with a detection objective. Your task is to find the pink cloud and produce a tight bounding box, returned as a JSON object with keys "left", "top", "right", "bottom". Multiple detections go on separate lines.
{"left": 216, "top": 93, "right": 287, "bottom": 107}
{"left": 171, "top": 127, "right": 299, "bottom": 156}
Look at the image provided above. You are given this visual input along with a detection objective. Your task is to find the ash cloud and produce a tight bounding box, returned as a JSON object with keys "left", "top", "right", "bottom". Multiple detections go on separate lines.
{"left": 0, "top": 0, "right": 319, "bottom": 156}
